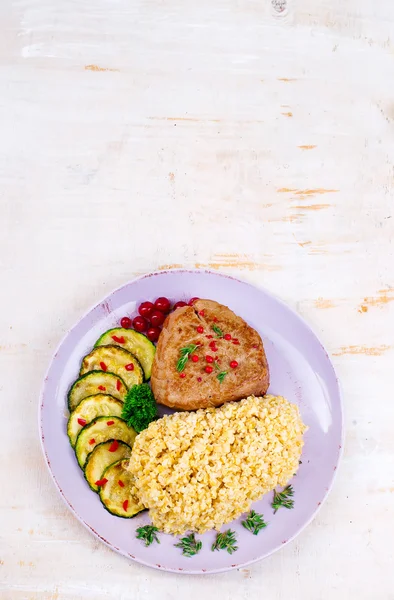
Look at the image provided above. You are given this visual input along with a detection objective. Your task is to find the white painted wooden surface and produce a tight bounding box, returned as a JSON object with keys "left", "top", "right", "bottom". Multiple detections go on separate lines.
{"left": 1, "top": 0, "right": 394, "bottom": 597}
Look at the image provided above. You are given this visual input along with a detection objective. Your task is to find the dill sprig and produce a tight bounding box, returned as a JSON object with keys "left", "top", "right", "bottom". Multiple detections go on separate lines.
{"left": 211, "top": 529, "right": 238, "bottom": 554}
{"left": 272, "top": 485, "right": 294, "bottom": 513}
{"left": 176, "top": 344, "right": 198, "bottom": 372}
{"left": 175, "top": 533, "right": 202, "bottom": 557}
{"left": 241, "top": 510, "right": 268, "bottom": 535}
{"left": 212, "top": 324, "right": 224, "bottom": 338}
{"left": 217, "top": 371, "right": 227, "bottom": 383}
{"left": 136, "top": 525, "right": 160, "bottom": 546}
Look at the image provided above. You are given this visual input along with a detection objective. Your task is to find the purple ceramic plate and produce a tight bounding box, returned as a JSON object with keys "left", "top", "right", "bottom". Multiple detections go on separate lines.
{"left": 39, "top": 269, "right": 343, "bottom": 574}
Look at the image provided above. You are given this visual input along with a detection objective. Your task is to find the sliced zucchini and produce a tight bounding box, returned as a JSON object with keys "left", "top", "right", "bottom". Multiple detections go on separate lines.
{"left": 75, "top": 416, "right": 137, "bottom": 468}
{"left": 99, "top": 459, "right": 145, "bottom": 518}
{"left": 84, "top": 440, "right": 132, "bottom": 492}
{"left": 95, "top": 328, "right": 155, "bottom": 380}
{"left": 80, "top": 345, "right": 143, "bottom": 389}
{"left": 67, "top": 394, "right": 124, "bottom": 447}
{"left": 68, "top": 371, "right": 127, "bottom": 411}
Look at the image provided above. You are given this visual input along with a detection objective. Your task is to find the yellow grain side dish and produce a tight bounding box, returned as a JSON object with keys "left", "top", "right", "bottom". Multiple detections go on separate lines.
{"left": 128, "top": 395, "right": 307, "bottom": 534}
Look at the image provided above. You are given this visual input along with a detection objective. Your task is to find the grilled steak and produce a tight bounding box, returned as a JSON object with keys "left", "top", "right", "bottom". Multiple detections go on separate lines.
{"left": 151, "top": 299, "right": 269, "bottom": 410}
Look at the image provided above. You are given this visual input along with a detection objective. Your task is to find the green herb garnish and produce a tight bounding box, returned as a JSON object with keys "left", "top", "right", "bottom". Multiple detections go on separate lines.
{"left": 211, "top": 529, "right": 238, "bottom": 554}
{"left": 136, "top": 525, "right": 160, "bottom": 546}
{"left": 121, "top": 383, "right": 158, "bottom": 433}
{"left": 272, "top": 485, "right": 294, "bottom": 513}
{"left": 217, "top": 371, "right": 227, "bottom": 383}
{"left": 175, "top": 533, "right": 202, "bottom": 557}
{"left": 212, "top": 324, "right": 224, "bottom": 338}
{"left": 176, "top": 344, "right": 198, "bottom": 372}
{"left": 241, "top": 510, "right": 267, "bottom": 535}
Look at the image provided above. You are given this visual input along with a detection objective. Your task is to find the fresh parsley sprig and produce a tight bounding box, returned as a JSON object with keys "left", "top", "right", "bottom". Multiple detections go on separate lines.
{"left": 136, "top": 525, "right": 160, "bottom": 546}
{"left": 175, "top": 533, "right": 202, "bottom": 557}
{"left": 176, "top": 344, "right": 198, "bottom": 372}
{"left": 121, "top": 383, "right": 158, "bottom": 433}
{"left": 211, "top": 529, "right": 238, "bottom": 554}
{"left": 212, "top": 324, "right": 224, "bottom": 338}
{"left": 241, "top": 510, "right": 267, "bottom": 535}
{"left": 272, "top": 485, "right": 294, "bottom": 513}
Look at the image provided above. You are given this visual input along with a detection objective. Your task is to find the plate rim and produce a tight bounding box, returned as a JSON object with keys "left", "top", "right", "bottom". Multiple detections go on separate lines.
{"left": 38, "top": 268, "right": 344, "bottom": 574}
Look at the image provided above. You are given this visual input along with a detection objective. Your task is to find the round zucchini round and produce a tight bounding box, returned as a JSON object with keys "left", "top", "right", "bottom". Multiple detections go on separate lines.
{"left": 95, "top": 328, "right": 155, "bottom": 380}
{"left": 99, "top": 459, "right": 145, "bottom": 518}
{"left": 84, "top": 440, "right": 132, "bottom": 492}
{"left": 67, "top": 394, "right": 124, "bottom": 447}
{"left": 67, "top": 371, "right": 127, "bottom": 411}
{"left": 75, "top": 416, "right": 137, "bottom": 468}
{"left": 80, "top": 345, "right": 143, "bottom": 389}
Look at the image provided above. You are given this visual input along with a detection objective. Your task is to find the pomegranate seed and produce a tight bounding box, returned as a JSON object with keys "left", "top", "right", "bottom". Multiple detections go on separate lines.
{"left": 109, "top": 440, "right": 119, "bottom": 452}
{"left": 100, "top": 362, "right": 107, "bottom": 371}
{"left": 95, "top": 478, "right": 108, "bottom": 487}
{"left": 173, "top": 301, "right": 188, "bottom": 309}
{"left": 146, "top": 326, "right": 161, "bottom": 342}
{"left": 252, "top": 344, "right": 258, "bottom": 349}
{"left": 118, "top": 480, "right": 125, "bottom": 488}
{"left": 196, "top": 326, "right": 204, "bottom": 333}
{"left": 180, "top": 372, "right": 186, "bottom": 378}
{"left": 133, "top": 316, "right": 148, "bottom": 332}
{"left": 123, "top": 499, "right": 129, "bottom": 512}
{"left": 77, "top": 418, "right": 87, "bottom": 426}
{"left": 120, "top": 317, "right": 132, "bottom": 329}
{"left": 205, "top": 355, "right": 214, "bottom": 363}
{"left": 191, "top": 354, "right": 199, "bottom": 362}
{"left": 154, "top": 297, "right": 171, "bottom": 313}
{"left": 150, "top": 310, "right": 165, "bottom": 327}
{"left": 230, "top": 360, "right": 238, "bottom": 369}
{"left": 199, "top": 310, "right": 205, "bottom": 316}
{"left": 89, "top": 438, "right": 96, "bottom": 445}
{"left": 112, "top": 335, "right": 125, "bottom": 344}
{"left": 205, "top": 366, "right": 213, "bottom": 374}
{"left": 213, "top": 317, "right": 218, "bottom": 323}
{"left": 224, "top": 334, "right": 232, "bottom": 341}
{"left": 139, "top": 301, "right": 154, "bottom": 319}
{"left": 98, "top": 385, "right": 106, "bottom": 391}
{"left": 206, "top": 334, "right": 213, "bottom": 339}
{"left": 197, "top": 377, "right": 202, "bottom": 382}
{"left": 209, "top": 341, "right": 218, "bottom": 351}
{"left": 232, "top": 340, "right": 240, "bottom": 345}
{"left": 107, "top": 420, "right": 115, "bottom": 426}
{"left": 188, "top": 297, "right": 199, "bottom": 305}
{"left": 125, "top": 363, "right": 134, "bottom": 371}
{"left": 116, "top": 380, "right": 121, "bottom": 391}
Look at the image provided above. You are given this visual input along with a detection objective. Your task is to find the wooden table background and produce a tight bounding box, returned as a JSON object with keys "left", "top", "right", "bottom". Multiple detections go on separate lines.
{"left": 1, "top": 0, "right": 394, "bottom": 598}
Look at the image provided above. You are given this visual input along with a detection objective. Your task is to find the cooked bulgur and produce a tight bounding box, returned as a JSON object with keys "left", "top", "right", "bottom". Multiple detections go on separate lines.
{"left": 128, "top": 395, "right": 306, "bottom": 534}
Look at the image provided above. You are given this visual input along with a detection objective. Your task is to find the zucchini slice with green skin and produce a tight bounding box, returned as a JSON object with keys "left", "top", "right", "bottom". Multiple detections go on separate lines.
{"left": 99, "top": 459, "right": 145, "bottom": 518}
{"left": 95, "top": 328, "right": 155, "bottom": 380}
{"left": 75, "top": 416, "right": 137, "bottom": 468}
{"left": 80, "top": 345, "right": 143, "bottom": 389}
{"left": 67, "top": 394, "right": 124, "bottom": 447}
{"left": 68, "top": 371, "right": 127, "bottom": 411}
{"left": 84, "top": 440, "right": 132, "bottom": 492}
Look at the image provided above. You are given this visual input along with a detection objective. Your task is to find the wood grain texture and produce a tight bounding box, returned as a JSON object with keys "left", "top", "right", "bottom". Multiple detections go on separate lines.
{"left": 1, "top": 0, "right": 394, "bottom": 597}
